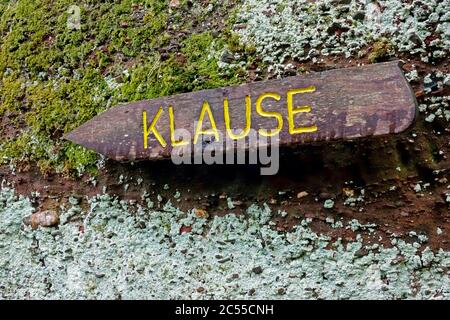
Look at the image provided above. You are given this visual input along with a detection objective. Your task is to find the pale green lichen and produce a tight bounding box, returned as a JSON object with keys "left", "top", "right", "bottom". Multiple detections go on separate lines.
{"left": 323, "top": 199, "right": 334, "bottom": 209}
{"left": 234, "top": 0, "right": 449, "bottom": 75}
{"left": 1, "top": 186, "right": 449, "bottom": 299}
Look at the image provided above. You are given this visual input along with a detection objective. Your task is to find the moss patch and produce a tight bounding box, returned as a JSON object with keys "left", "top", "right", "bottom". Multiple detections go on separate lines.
{"left": 0, "top": 0, "right": 246, "bottom": 176}
{"left": 368, "top": 38, "right": 395, "bottom": 64}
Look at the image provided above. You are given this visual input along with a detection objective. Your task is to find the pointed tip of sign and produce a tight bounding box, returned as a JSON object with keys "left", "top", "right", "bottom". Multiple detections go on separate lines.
{"left": 62, "top": 132, "right": 71, "bottom": 141}
{"left": 63, "top": 128, "right": 82, "bottom": 145}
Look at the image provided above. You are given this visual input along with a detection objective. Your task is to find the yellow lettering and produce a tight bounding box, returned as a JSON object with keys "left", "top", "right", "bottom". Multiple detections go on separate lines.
{"left": 194, "top": 101, "right": 220, "bottom": 144}
{"left": 169, "top": 106, "right": 189, "bottom": 146}
{"left": 287, "top": 86, "right": 317, "bottom": 134}
{"left": 223, "top": 96, "right": 251, "bottom": 140}
{"left": 142, "top": 108, "right": 167, "bottom": 149}
{"left": 256, "top": 93, "right": 283, "bottom": 137}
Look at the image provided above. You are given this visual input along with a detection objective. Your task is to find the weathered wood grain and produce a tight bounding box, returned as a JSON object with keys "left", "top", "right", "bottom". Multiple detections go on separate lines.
{"left": 65, "top": 61, "right": 417, "bottom": 161}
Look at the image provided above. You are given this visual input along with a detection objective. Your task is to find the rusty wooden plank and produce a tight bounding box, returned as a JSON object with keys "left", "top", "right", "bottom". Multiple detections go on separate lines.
{"left": 64, "top": 61, "right": 417, "bottom": 161}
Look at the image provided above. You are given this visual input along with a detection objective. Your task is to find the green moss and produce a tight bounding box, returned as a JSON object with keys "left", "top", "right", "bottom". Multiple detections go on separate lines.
{"left": 368, "top": 38, "right": 394, "bottom": 64}
{"left": 181, "top": 32, "right": 241, "bottom": 90}
{"left": 275, "top": 3, "right": 287, "bottom": 13}
{"left": 119, "top": 31, "right": 241, "bottom": 100}
{"left": 0, "top": 0, "right": 245, "bottom": 176}
{"left": 0, "top": 75, "right": 24, "bottom": 117}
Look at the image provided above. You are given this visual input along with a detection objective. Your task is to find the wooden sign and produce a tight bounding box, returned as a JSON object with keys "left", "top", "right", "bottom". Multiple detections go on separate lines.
{"left": 65, "top": 61, "right": 417, "bottom": 161}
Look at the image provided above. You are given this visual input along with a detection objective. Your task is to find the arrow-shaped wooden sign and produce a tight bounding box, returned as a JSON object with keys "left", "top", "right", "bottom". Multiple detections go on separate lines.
{"left": 65, "top": 61, "right": 417, "bottom": 161}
